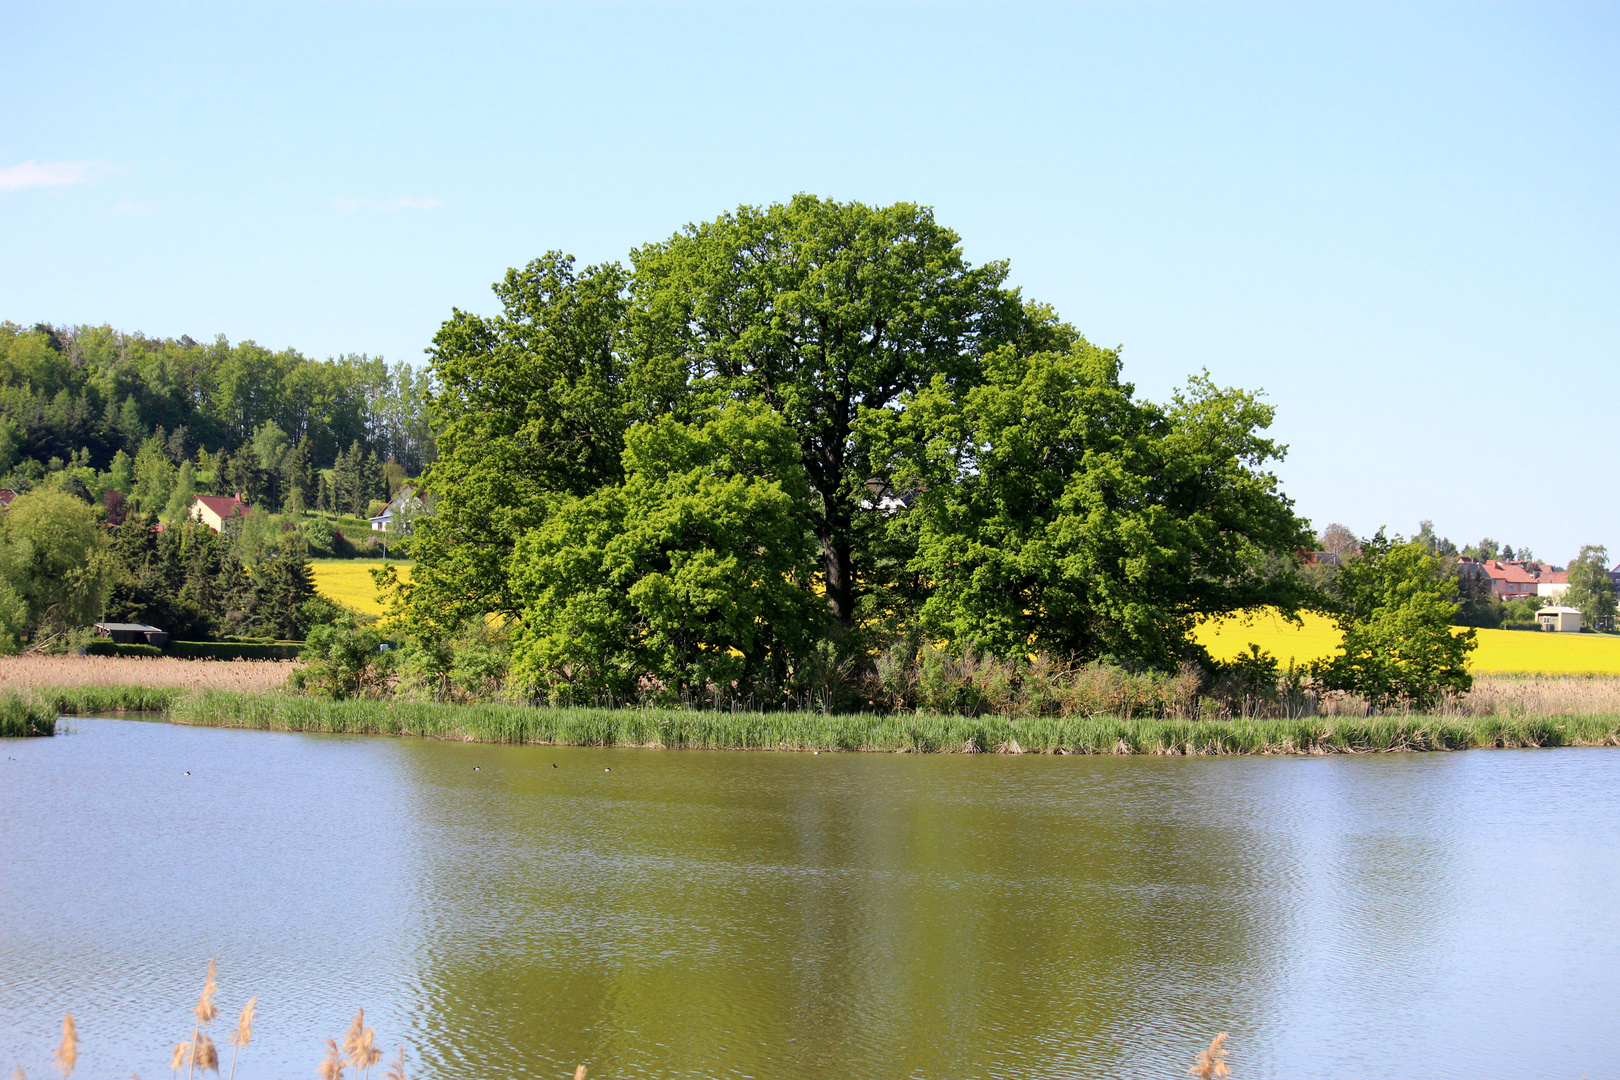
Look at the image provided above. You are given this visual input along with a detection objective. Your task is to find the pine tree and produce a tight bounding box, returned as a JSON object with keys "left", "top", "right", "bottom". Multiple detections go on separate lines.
{"left": 250, "top": 537, "right": 316, "bottom": 640}
{"left": 362, "top": 451, "right": 387, "bottom": 514}
{"left": 284, "top": 436, "right": 314, "bottom": 512}
{"left": 331, "top": 441, "right": 363, "bottom": 516}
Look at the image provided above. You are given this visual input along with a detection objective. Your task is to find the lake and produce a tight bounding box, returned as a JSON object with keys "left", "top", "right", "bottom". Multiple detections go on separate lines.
{"left": 2, "top": 718, "right": 1617, "bottom": 1079}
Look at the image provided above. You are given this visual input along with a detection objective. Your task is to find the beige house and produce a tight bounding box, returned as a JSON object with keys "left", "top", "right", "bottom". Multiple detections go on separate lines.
{"left": 190, "top": 494, "right": 252, "bottom": 531}
{"left": 1536, "top": 606, "right": 1582, "bottom": 633}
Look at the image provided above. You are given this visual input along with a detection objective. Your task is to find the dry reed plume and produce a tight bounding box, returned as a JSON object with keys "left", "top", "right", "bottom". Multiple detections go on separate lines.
{"left": 341, "top": 1009, "right": 379, "bottom": 1080}
{"left": 0, "top": 656, "right": 295, "bottom": 693}
{"left": 381, "top": 1048, "right": 406, "bottom": 1080}
{"left": 51, "top": 1016, "right": 76, "bottom": 1079}
{"left": 574, "top": 1066, "right": 587, "bottom": 1080}
{"left": 1189, "top": 1033, "right": 1231, "bottom": 1080}
{"left": 316, "top": 1039, "right": 344, "bottom": 1080}
{"left": 225, "top": 998, "right": 255, "bottom": 1080}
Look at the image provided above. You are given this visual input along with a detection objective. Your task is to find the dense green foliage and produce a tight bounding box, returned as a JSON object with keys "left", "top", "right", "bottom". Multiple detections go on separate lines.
{"left": 891, "top": 348, "right": 1313, "bottom": 668}
{"left": 0, "top": 489, "right": 112, "bottom": 647}
{"left": 1314, "top": 530, "right": 1476, "bottom": 710}
{"left": 1563, "top": 545, "right": 1617, "bottom": 629}
{"left": 0, "top": 321, "right": 435, "bottom": 484}
{"left": 407, "top": 196, "right": 1313, "bottom": 702}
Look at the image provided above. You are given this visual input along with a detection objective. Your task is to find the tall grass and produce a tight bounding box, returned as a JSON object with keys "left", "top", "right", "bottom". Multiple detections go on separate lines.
{"left": 162, "top": 690, "right": 1620, "bottom": 753}
{"left": 0, "top": 692, "right": 57, "bottom": 737}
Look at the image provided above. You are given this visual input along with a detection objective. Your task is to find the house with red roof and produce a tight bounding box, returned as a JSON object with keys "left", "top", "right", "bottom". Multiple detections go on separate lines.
{"left": 1478, "top": 559, "right": 1544, "bottom": 601}
{"left": 0, "top": 489, "right": 16, "bottom": 511}
{"left": 189, "top": 493, "right": 253, "bottom": 532}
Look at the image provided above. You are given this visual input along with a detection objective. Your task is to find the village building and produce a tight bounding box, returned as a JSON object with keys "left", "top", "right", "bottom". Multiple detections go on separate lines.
{"left": 369, "top": 486, "right": 422, "bottom": 532}
{"left": 1478, "top": 559, "right": 1543, "bottom": 601}
{"left": 1536, "top": 569, "right": 1570, "bottom": 599}
{"left": 189, "top": 493, "right": 253, "bottom": 532}
{"left": 0, "top": 489, "right": 16, "bottom": 511}
{"left": 1536, "top": 606, "right": 1583, "bottom": 633}
{"left": 93, "top": 622, "right": 169, "bottom": 646}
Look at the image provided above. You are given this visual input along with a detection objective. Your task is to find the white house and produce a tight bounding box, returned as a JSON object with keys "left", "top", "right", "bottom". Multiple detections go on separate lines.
{"left": 1536, "top": 570, "right": 1569, "bottom": 599}
{"left": 369, "top": 487, "right": 422, "bottom": 532}
{"left": 1536, "top": 606, "right": 1582, "bottom": 633}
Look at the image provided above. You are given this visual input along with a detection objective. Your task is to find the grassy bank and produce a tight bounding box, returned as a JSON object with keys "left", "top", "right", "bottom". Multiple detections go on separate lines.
{"left": 21, "top": 686, "right": 1620, "bottom": 752}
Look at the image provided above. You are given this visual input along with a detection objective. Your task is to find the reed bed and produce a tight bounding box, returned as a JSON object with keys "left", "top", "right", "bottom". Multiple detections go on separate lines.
{"left": 156, "top": 689, "right": 1620, "bottom": 753}
{"left": 0, "top": 691, "right": 56, "bottom": 736}
{"left": 0, "top": 655, "right": 297, "bottom": 693}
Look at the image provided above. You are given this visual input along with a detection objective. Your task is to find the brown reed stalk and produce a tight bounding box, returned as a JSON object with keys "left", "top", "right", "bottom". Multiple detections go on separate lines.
{"left": 52, "top": 1015, "right": 77, "bottom": 1079}
{"left": 316, "top": 1040, "right": 344, "bottom": 1080}
{"left": 189, "top": 1036, "right": 218, "bottom": 1075}
{"left": 1188, "top": 1032, "right": 1231, "bottom": 1080}
{"left": 185, "top": 961, "right": 218, "bottom": 1080}
{"left": 194, "top": 962, "right": 218, "bottom": 1027}
{"left": 341, "top": 1009, "right": 374, "bottom": 1077}
{"left": 381, "top": 1048, "right": 406, "bottom": 1080}
{"left": 573, "top": 1067, "right": 587, "bottom": 1080}
{"left": 225, "top": 998, "right": 255, "bottom": 1080}
{"left": 16, "top": 1063, "right": 28, "bottom": 1080}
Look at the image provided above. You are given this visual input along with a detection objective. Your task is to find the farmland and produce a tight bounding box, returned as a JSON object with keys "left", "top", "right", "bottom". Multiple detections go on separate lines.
{"left": 310, "top": 560, "right": 412, "bottom": 616}
{"left": 1196, "top": 609, "right": 1620, "bottom": 675}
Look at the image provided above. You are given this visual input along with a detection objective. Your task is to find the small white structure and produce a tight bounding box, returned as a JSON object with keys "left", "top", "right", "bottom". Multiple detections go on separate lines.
{"left": 1536, "top": 606, "right": 1583, "bottom": 633}
{"left": 370, "top": 486, "right": 422, "bottom": 532}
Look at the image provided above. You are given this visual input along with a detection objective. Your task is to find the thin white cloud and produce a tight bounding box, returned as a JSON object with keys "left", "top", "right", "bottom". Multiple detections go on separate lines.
{"left": 332, "top": 194, "right": 444, "bottom": 214}
{"left": 0, "top": 159, "right": 113, "bottom": 191}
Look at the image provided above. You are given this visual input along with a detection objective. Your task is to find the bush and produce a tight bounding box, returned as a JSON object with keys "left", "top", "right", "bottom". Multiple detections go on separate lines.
{"left": 291, "top": 617, "right": 395, "bottom": 699}
{"left": 169, "top": 640, "right": 303, "bottom": 660}
{"left": 82, "top": 640, "right": 163, "bottom": 657}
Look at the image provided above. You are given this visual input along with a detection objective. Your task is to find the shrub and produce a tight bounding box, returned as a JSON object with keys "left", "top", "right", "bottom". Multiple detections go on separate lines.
{"left": 168, "top": 641, "right": 303, "bottom": 661}
{"left": 291, "top": 617, "right": 395, "bottom": 699}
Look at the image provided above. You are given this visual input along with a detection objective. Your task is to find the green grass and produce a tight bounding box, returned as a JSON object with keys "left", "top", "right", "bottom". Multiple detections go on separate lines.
{"left": 29, "top": 686, "right": 1620, "bottom": 752}
{"left": 152, "top": 691, "right": 1620, "bottom": 753}
{"left": 0, "top": 692, "right": 57, "bottom": 737}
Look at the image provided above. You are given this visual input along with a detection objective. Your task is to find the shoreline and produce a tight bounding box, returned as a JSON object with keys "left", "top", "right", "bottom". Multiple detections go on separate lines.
{"left": 14, "top": 686, "right": 1620, "bottom": 754}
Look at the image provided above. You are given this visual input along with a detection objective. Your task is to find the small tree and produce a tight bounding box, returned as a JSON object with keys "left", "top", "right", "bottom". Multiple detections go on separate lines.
{"left": 249, "top": 537, "right": 316, "bottom": 640}
{"left": 1563, "top": 545, "right": 1617, "bottom": 631}
{"left": 0, "top": 489, "right": 112, "bottom": 642}
{"left": 1313, "top": 530, "right": 1475, "bottom": 711}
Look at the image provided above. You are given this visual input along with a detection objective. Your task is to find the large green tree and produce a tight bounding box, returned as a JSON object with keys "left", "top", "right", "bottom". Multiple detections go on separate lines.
{"left": 627, "top": 195, "right": 1038, "bottom": 635}
{"left": 890, "top": 344, "right": 1315, "bottom": 668}
{"left": 508, "top": 405, "right": 825, "bottom": 701}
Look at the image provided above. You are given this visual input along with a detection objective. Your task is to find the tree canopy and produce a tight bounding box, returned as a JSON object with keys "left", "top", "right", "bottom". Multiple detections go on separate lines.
{"left": 405, "top": 196, "right": 1314, "bottom": 701}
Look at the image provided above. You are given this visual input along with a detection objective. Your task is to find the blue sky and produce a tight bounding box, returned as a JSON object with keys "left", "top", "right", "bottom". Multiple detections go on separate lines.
{"left": 2, "top": 2, "right": 1616, "bottom": 562}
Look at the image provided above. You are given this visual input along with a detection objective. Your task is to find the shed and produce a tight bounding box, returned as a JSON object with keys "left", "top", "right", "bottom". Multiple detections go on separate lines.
{"left": 1535, "top": 606, "right": 1582, "bottom": 633}
{"left": 93, "top": 622, "right": 170, "bottom": 647}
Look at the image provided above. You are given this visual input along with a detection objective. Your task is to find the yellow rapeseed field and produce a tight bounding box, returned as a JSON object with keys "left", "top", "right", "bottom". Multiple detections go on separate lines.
{"left": 1195, "top": 608, "right": 1620, "bottom": 675}
{"left": 310, "top": 560, "right": 412, "bottom": 617}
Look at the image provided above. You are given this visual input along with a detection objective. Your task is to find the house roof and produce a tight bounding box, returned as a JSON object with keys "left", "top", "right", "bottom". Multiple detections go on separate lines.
{"left": 95, "top": 622, "right": 165, "bottom": 632}
{"left": 1538, "top": 606, "right": 1582, "bottom": 615}
{"left": 1538, "top": 570, "right": 1569, "bottom": 585}
{"left": 192, "top": 494, "right": 251, "bottom": 519}
{"left": 0, "top": 489, "right": 16, "bottom": 507}
{"left": 1481, "top": 560, "right": 1541, "bottom": 585}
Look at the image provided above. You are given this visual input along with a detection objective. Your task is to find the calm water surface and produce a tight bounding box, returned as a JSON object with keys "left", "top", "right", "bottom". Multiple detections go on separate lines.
{"left": 2, "top": 719, "right": 1617, "bottom": 1079}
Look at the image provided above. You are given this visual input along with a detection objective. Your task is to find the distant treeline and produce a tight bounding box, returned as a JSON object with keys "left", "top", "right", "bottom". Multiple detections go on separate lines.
{"left": 0, "top": 321, "right": 437, "bottom": 482}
